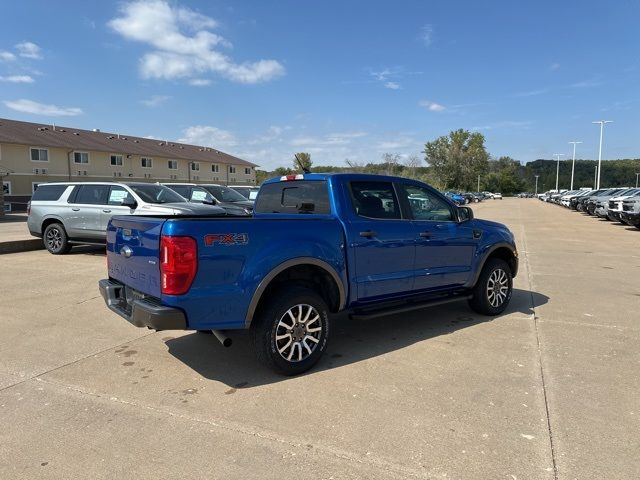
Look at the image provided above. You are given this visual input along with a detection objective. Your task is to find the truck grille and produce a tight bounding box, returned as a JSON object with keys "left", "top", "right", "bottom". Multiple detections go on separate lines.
{"left": 608, "top": 201, "right": 616, "bottom": 209}
{"left": 623, "top": 203, "right": 634, "bottom": 212}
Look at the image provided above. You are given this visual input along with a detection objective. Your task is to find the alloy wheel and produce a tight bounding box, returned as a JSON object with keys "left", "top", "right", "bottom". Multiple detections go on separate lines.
{"left": 275, "top": 304, "right": 322, "bottom": 362}
{"left": 486, "top": 268, "right": 509, "bottom": 307}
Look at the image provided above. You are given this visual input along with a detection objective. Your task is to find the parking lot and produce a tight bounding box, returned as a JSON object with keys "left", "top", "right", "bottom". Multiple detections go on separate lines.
{"left": 1, "top": 198, "right": 638, "bottom": 480}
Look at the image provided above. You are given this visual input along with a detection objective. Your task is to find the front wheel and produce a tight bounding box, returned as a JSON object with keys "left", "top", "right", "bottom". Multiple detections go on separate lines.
{"left": 253, "top": 286, "right": 330, "bottom": 375}
{"left": 468, "top": 258, "right": 513, "bottom": 315}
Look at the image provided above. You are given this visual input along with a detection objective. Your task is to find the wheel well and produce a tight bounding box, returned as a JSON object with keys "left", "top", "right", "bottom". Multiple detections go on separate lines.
{"left": 41, "top": 218, "right": 65, "bottom": 235}
{"left": 486, "top": 246, "right": 517, "bottom": 276}
{"left": 255, "top": 264, "right": 342, "bottom": 317}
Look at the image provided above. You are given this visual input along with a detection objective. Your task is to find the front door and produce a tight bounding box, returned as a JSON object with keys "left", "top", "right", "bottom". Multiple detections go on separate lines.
{"left": 348, "top": 180, "right": 415, "bottom": 301}
{"left": 400, "top": 184, "right": 477, "bottom": 291}
{"left": 100, "top": 186, "right": 136, "bottom": 234}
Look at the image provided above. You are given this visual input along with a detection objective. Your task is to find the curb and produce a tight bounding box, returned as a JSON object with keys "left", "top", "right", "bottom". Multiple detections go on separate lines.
{"left": 0, "top": 239, "right": 44, "bottom": 255}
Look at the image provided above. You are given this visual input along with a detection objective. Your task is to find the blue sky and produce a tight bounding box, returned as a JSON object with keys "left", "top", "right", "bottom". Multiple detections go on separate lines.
{"left": 1, "top": 0, "right": 638, "bottom": 169}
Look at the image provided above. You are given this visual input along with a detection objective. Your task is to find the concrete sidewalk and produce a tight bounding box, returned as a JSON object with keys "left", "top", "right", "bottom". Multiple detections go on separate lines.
{"left": 0, "top": 199, "right": 638, "bottom": 479}
{"left": 0, "top": 213, "right": 43, "bottom": 254}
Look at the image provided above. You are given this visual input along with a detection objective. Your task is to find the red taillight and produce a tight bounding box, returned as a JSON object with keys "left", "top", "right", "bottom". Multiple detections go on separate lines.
{"left": 280, "top": 174, "right": 304, "bottom": 181}
{"left": 160, "top": 236, "right": 197, "bottom": 295}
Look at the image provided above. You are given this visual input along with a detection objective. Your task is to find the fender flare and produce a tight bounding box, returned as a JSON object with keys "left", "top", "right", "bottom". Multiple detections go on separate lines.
{"left": 40, "top": 215, "right": 66, "bottom": 234}
{"left": 469, "top": 242, "right": 518, "bottom": 286}
{"left": 244, "top": 257, "right": 346, "bottom": 327}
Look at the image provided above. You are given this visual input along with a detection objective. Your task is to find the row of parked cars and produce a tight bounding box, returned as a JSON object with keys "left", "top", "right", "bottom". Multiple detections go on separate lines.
{"left": 27, "top": 182, "right": 259, "bottom": 254}
{"left": 444, "top": 191, "right": 502, "bottom": 205}
{"left": 537, "top": 187, "right": 640, "bottom": 229}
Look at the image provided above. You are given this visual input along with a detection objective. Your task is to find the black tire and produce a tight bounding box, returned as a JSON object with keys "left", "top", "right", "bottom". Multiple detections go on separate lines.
{"left": 43, "top": 223, "right": 71, "bottom": 254}
{"left": 252, "top": 286, "right": 330, "bottom": 376}
{"left": 468, "top": 258, "right": 513, "bottom": 315}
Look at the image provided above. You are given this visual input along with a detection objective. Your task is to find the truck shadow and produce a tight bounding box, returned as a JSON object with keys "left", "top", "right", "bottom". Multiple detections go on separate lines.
{"left": 164, "top": 288, "right": 549, "bottom": 389}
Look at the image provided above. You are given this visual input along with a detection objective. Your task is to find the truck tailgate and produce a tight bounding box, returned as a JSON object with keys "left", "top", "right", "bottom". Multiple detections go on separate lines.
{"left": 107, "top": 216, "right": 165, "bottom": 297}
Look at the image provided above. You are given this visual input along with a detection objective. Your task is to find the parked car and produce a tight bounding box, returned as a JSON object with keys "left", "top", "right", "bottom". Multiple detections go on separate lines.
{"left": 493, "top": 192, "right": 503, "bottom": 200}
{"left": 620, "top": 197, "right": 640, "bottom": 228}
{"left": 606, "top": 189, "right": 640, "bottom": 222}
{"left": 199, "top": 184, "right": 255, "bottom": 213}
{"left": 162, "top": 183, "right": 252, "bottom": 216}
{"left": 99, "top": 173, "right": 518, "bottom": 375}
{"left": 28, "top": 182, "right": 226, "bottom": 254}
{"left": 444, "top": 191, "right": 466, "bottom": 205}
{"left": 229, "top": 185, "right": 260, "bottom": 201}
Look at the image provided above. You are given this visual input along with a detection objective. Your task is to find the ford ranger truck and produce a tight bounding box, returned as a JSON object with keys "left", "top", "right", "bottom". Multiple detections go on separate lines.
{"left": 99, "top": 173, "right": 518, "bottom": 375}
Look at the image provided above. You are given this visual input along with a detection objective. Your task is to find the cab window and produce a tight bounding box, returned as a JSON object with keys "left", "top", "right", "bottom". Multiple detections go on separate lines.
{"left": 349, "top": 181, "right": 401, "bottom": 219}
{"left": 70, "top": 185, "right": 110, "bottom": 205}
{"left": 402, "top": 185, "right": 454, "bottom": 221}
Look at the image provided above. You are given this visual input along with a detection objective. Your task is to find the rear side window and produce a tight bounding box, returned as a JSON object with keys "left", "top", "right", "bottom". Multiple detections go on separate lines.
{"left": 255, "top": 181, "right": 330, "bottom": 214}
{"left": 31, "top": 184, "right": 68, "bottom": 201}
{"left": 349, "top": 181, "right": 401, "bottom": 219}
{"left": 71, "top": 185, "right": 110, "bottom": 205}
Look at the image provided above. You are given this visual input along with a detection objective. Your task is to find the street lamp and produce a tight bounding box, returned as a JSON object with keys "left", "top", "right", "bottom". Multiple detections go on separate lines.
{"left": 568, "top": 141, "right": 582, "bottom": 190}
{"left": 592, "top": 120, "right": 612, "bottom": 189}
{"left": 534, "top": 175, "right": 539, "bottom": 195}
{"left": 553, "top": 153, "right": 565, "bottom": 191}
{"left": 594, "top": 165, "right": 598, "bottom": 189}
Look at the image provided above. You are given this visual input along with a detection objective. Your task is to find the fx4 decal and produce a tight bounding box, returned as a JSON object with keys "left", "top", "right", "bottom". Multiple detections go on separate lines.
{"left": 204, "top": 233, "right": 249, "bottom": 246}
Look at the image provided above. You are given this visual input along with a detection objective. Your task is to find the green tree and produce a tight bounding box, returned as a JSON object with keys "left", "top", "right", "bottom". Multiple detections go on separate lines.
{"left": 423, "top": 129, "right": 489, "bottom": 190}
{"left": 483, "top": 156, "right": 527, "bottom": 194}
{"left": 293, "top": 152, "right": 312, "bottom": 173}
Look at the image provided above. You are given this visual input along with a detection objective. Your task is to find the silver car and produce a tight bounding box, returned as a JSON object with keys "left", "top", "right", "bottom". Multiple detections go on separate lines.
{"left": 28, "top": 182, "right": 225, "bottom": 254}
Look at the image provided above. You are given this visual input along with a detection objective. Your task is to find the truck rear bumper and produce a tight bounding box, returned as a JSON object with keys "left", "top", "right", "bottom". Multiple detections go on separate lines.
{"left": 98, "top": 279, "right": 186, "bottom": 330}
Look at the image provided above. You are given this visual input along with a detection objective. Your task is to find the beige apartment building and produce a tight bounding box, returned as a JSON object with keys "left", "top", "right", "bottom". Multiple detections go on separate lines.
{"left": 0, "top": 117, "right": 257, "bottom": 212}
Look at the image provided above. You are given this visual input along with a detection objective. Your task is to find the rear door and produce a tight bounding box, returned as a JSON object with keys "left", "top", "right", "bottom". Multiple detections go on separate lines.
{"left": 67, "top": 184, "right": 110, "bottom": 239}
{"left": 400, "top": 183, "right": 477, "bottom": 291}
{"left": 107, "top": 216, "right": 165, "bottom": 297}
{"left": 347, "top": 180, "right": 415, "bottom": 301}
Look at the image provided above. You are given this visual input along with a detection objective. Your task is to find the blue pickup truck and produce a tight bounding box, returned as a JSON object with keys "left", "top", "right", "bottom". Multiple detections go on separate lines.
{"left": 99, "top": 173, "right": 518, "bottom": 375}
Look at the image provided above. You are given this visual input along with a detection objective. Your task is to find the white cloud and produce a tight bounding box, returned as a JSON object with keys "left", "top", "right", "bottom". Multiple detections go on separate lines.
{"left": 420, "top": 24, "right": 434, "bottom": 47}
{"left": 418, "top": 100, "right": 446, "bottom": 112}
{"left": 0, "top": 75, "right": 34, "bottom": 83}
{"left": 384, "top": 81, "right": 401, "bottom": 90}
{"left": 290, "top": 131, "right": 368, "bottom": 147}
{"left": 0, "top": 51, "right": 16, "bottom": 61}
{"left": 15, "top": 42, "right": 42, "bottom": 59}
{"left": 4, "top": 99, "right": 82, "bottom": 116}
{"left": 549, "top": 62, "right": 560, "bottom": 71}
{"left": 569, "top": 78, "right": 601, "bottom": 88}
{"left": 512, "top": 88, "right": 549, "bottom": 97}
{"left": 140, "top": 94, "right": 171, "bottom": 107}
{"left": 108, "top": 0, "right": 285, "bottom": 84}
{"left": 179, "top": 125, "right": 237, "bottom": 147}
{"left": 188, "top": 78, "right": 211, "bottom": 86}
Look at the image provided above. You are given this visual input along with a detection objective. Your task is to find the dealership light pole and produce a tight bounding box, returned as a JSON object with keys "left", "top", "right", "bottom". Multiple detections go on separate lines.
{"left": 594, "top": 166, "right": 598, "bottom": 189}
{"left": 636, "top": 172, "right": 639, "bottom": 188}
{"left": 592, "top": 120, "right": 612, "bottom": 189}
{"left": 553, "top": 153, "right": 565, "bottom": 191}
{"left": 535, "top": 175, "right": 539, "bottom": 195}
{"left": 477, "top": 174, "right": 480, "bottom": 192}
{"left": 568, "top": 141, "right": 582, "bottom": 190}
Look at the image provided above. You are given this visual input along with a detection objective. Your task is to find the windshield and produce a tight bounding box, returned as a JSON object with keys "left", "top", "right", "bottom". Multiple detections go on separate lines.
{"left": 129, "top": 184, "right": 187, "bottom": 204}
{"left": 202, "top": 185, "right": 247, "bottom": 202}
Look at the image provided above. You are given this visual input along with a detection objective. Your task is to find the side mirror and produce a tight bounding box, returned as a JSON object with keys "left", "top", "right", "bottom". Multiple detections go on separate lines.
{"left": 458, "top": 206, "right": 474, "bottom": 222}
{"left": 121, "top": 197, "right": 137, "bottom": 209}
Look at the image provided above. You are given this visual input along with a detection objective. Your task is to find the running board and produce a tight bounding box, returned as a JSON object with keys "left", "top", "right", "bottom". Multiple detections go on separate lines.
{"left": 349, "top": 294, "right": 472, "bottom": 321}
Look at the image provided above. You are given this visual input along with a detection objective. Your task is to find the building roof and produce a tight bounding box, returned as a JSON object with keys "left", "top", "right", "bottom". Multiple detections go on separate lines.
{"left": 0, "top": 117, "right": 256, "bottom": 167}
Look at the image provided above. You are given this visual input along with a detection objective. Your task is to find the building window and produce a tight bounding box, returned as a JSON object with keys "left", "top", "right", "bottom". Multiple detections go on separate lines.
{"left": 2, "top": 180, "right": 11, "bottom": 195}
{"left": 110, "top": 154, "right": 123, "bottom": 166}
{"left": 211, "top": 164, "right": 219, "bottom": 173}
{"left": 30, "top": 147, "right": 49, "bottom": 162}
{"left": 213, "top": 176, "right": 219, "bottom": 181}
{"left": 141, "top": 157, "right": 152, "bottom": 168}
{"left": 244, "top": 167, "right": 252, "bottom": 175}
{"left": 168, "top": 160, "right": 178, "bottom": 170}
{"left": 74, "top": 152, "right": 89, "bottom": 164}
{"left": 229, "top": 166, "right": 236, "bottom": 174}
{"left": 191, "top": 162, "right": 200, "bottom": 171}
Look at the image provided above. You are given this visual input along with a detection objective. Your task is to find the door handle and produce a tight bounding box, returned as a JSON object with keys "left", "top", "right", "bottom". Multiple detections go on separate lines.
{"left": 359, "top": 230, "right": 377, "bottom": 238}
{"left": 473, "top": 229, "right": 482, "bottom": 239}
{"left": 103, "top": 209, "right": 112, "bottom": 213}
{"left": 71, "top": 208, "right": 80, "bottom": 211}
{"left": 419, "top": 231, "right": 432, "bottom": 238}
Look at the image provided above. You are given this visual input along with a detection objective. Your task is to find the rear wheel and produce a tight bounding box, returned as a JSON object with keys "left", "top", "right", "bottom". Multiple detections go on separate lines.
{"left": 252, "top": 286, "right": 330, "bottom": 375}
{"left": 469, "top": 258, "right": 513, "bottom": 315}
{"left": 43, "top": 223, "right": 71, "bottom": 255}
